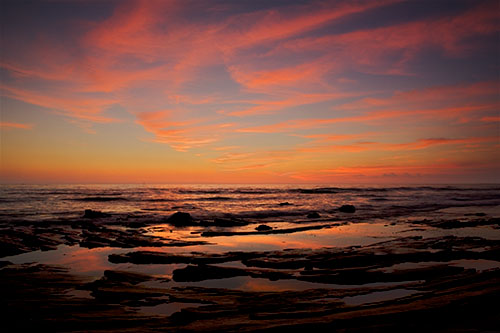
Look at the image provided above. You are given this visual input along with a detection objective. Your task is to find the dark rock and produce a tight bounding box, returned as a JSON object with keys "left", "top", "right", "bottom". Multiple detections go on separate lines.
{"left": 202, "top": 223, "right": 339, "bottom": 237}
{"left": 173, "top": 264, "right": 248, "bottom": 282}
{"left": 307, "top": 212, "right": 321, "bottom": 219}
{"left": 210, "top": 218, "right": 248, "bottom": 227}
{"left": 166, "top": 212, "right": 195, "bottom": 226}
{"left": 127, "top": 222, "right": 147, "bottom": 229}
{"left": 279, "top": 202, "right": 292, "bottom": 206}
{"left": 0, "top": 260, "right": 12, "bottom": 268}
{"left": 71, "top": 220, "right": 99, "bottom": 230}
{"left": 256, "top": 225, "right": 273, "bottom": 231}
{"left": 83, "top": 209, "right": 110, "bottom": 219}
{"left": 108, "top": 251, "right": 250, "bottom": 266}
{"left": 412, "top": 217, "right": 500, "bottom": 229}
{"left": 0, "top": 228, "right": 65, "bottom": 257}
{"left": 339, "top": 205, "right": 356, "bottom": 213}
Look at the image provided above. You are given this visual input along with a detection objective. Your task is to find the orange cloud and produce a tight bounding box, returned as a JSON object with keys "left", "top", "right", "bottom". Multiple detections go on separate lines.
{"left": 480, "top": 116, "right": 500, "bottom": 122}
{"left": 0, "top": 85, "right": 119, "bottom": 123}
{"left": 237, "top": 104, "right": 494, "bottom": 133}
{"left": 285, "top": 159, "right": 500, "bottom": 183}
{"left": 382, "top": 137, "right": 497, "bottom": 151}
{"left": 226, "top": 55, "right": 339, "bottom": 93}
{"left": 264, "top": 1, "right": 498, "bottom": 78}
{"left": 294, "top": 136, "right": 498, "bottom": 155}
{"left": 136, "top": 110, "right": 237, "bottom": 151}
{"left": 0, "top": 122, "right": 33, "bottom": 130}
{"left": 220, "top": 0, "right": 401, "bottom": 53}
{"left": 227, "top": 92, "right": 352, "bottom": 117}
{"left": 338, "top": 81, "right": 498, "bottom": 112}
{"left": 210, "top": 149, "right": 297, "bottom": 172}
{"left": 237, "top": 79, "right": 498, "bottom": 133}
{"left": 321, "top": 163, "right": 460, "bottom": 175}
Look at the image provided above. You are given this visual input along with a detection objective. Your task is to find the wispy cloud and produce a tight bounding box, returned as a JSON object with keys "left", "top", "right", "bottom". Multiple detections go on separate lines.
{"left": 0, "top": 122, "right": 34, "bottom": 130}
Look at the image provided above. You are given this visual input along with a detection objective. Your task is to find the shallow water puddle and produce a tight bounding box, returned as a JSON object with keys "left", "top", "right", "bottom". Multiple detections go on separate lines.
{"left": 148, "top": 222, "right": 414, "bottom": 251}
{"left": 138, "top": 302, "right": 206, "bottom": 317}
{"left": 342, "top": 288, "right": 419, "bottom": 306}
{"left": 451, "top": 259, "right": 500, "bottom": 272}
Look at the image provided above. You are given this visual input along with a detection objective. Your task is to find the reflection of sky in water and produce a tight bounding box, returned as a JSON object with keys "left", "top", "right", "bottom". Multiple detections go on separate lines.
{"left": 149, "top": 221, "right": 500, "bottom": 252}
{"left": 4, "top": 218, "right": 500, "bottom": 292}
{"left": 372, "top": 259, "right": 500, "bottom": 273}
{"left": 139, "top": 302, "right": 206, "bottom": 317}
{"left": 149, "top": 222, "right": 411, "bottom": 252}
{"left": 342, "top": 289, "right": 419, "bottom": 306}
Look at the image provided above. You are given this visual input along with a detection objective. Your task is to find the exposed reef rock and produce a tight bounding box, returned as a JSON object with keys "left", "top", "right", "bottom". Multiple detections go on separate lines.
{"left": 256, "top": 224, "right": 273, "bottom": 231}
{"left": 307, "top": 212, "right": 321, "bottom": 219}
{"left": 339, "top": 205, "right": 356, "bottom": 213}
{"left": 166, "top": 212, "right": 195, "bottom": 226}
{"left": 83, "top": 209, "right": 110, "bottom": 219}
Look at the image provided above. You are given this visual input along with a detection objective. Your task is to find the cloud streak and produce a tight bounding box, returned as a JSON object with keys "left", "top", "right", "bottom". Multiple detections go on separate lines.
{"left": 0, "top": 122, "right": 34, "bottom": 130}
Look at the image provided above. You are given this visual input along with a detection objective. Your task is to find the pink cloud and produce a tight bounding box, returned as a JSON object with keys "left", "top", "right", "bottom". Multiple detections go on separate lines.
{"left": 136, "top": 110, "right": 237, "bottom": 151}
{"left": 0, "top": 122, "right": 34, "bottom": 130}
{"left": 0, "top": 85, "right": 119, "bottom": 123}
{"left": 227, "top": 92, "right": 353, "bottom": 117}
{"left": 480, "top": 116, "right": 500, "bottom": 122}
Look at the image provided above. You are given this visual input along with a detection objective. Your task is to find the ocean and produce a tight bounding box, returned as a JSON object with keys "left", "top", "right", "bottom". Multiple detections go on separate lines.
{"left": 1, "top": 183, "right": 499, "bottom": 223}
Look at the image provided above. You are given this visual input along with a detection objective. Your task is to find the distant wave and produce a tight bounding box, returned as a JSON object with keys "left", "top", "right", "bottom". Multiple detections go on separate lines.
{"left": 142, "top": 198, "right": 175, "bottom": 202}
{"left": 68, "top": 196, "right": 128, "bottom": 202}
{"left": 293, "top": 188, "right": 340, "bottom": 194}
{"left": 232, "top": 189, "right": 277, "bottom": 194}
{"left": 198, "top": 196, "right": 233, "bottom": 201}
{"left": 177, "top": 189, "right": 224, "bottom": 194}
{"left": 291, "top": 186, "right": 500, "bottom": 194}
{"left": 177, "top": 189, "right": 281, "bottom": 195}
{"left": 44, "top": 191, "right": 85, "bottom": 195}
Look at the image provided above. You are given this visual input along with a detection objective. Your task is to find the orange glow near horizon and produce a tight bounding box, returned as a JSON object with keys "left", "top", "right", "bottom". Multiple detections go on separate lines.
{"left": 0, "top": 0, "right": 499, "bottom": 184}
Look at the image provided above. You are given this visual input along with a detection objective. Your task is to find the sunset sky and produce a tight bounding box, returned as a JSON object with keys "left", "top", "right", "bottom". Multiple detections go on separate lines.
{"left": 0, "top": 0, "right": 499, "bottom": 184}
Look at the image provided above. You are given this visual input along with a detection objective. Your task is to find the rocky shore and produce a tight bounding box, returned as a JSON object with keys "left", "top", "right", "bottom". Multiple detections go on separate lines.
{"left": 1, "top": 207, "right": 500, "bottom": 331}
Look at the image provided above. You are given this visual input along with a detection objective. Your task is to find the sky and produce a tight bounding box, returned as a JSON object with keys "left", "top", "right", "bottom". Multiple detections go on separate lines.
{"left": 0, "top": 0, "right": 499, "bottom": 184}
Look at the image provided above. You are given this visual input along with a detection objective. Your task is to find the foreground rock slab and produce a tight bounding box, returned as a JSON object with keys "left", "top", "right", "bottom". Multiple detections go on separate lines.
{"left": 2, "top": 262, "right": 499, "bottom": 332}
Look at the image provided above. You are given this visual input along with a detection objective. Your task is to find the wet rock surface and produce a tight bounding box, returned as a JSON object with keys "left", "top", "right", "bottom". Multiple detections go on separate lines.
{"left": 0, "top": 218, "right": 207, "bottom": 257}
{"left": 307, "top": 212, "right": 321, "bottom": 219}
{"left": 1, "top": 206, "right": 500, "bottom": 331}
{"left": 2, "top": 213, "right": 498, "bottom": 258}
{"left": 201, "top": 223, "right": 339, "bottom": 237}
{"left": 165, "top": 212, "right": 196, "bottom": 226}
{"left": 83, "top": 209, "right": 111, "bottom": 218}
{"left": 108, "top": 235, "right": 500, "bottom": 285}
{"left": 256, "top": 224, "right": 273, "bottom": 231}
{"left": 339, "top": 205, "right": 356, "bottom": 213}
{"left": 413, "top": 217, "right": 500, "bottom": 229}
{"left": 201, "top": 217, "right": 249, "bottom": 227}
{"left": 2, "top": 258, "right": 499, "bottom": 332}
